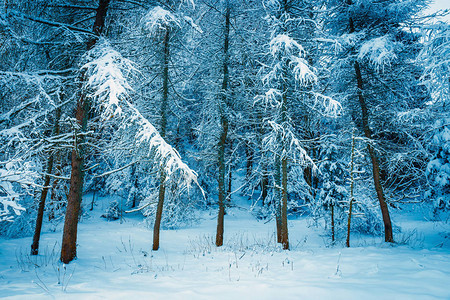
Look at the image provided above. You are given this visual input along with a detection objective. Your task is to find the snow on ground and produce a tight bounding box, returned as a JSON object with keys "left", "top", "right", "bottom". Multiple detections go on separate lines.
{"left": 1, "top": 195, "right": 450, "bottom": 299}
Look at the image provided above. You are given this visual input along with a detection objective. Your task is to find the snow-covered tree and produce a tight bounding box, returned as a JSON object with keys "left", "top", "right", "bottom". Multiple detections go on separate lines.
{"left": 324, "top": 0, "right": 431, "bottom": 242}
{"left": 418, "top": 24, "right": 450, "bottom": 212}
{"left": 256, "top": 0, "right": 341, "bottom": 249}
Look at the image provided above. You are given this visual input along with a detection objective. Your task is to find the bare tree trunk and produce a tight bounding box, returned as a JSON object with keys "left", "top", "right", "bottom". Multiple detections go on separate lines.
{"left": 354, "top": 61, "right": 393, "bottom": 243}
{"left": 153, "top": 171, "right": 166, "bottom": 250}
{"left": 216, "top": 114, "right": 228, "bottom": 246}
{"left": 331, "top": 203, "right": 335, "bottom": 243}
{"left": 347, "top": 1, "right": 393, "bottom": 243}
{"left": 226, "top": 141, "right": 233, "bottom": 203}
{"left": 216, "top": 125, "right": 226, "bottom": 247}
{"left": 61, "top": 93, "right": 89, "bottom": 263}
{"left": 280, "top": 157, "right": 289, "bottom": 250}
{"left": 215, "top": 0, "right": 231, "bottom": 247}
{"left": 60, "top": 0, "right": 110, "bottom": 264}
{"left": 227, "top": 164, "right": 232, "bottom": 203}
{"left": 31, "top": 108, "right": 61, "bottom": 255}
{"left": 346, "top": 132, "right": 356, "bottom": 247}
{"left": 261, "top": 171, "right": 268, "bottom": 206}
{"left": 274, "top": 154, "right": 282, "bottom": 243}
{"left": 48, "top": 164, "right": 62, "bottom": 221}
{"left": 153, "top": 26, "right": 170, "bottom": 251}
{"left": 258, "top": 112, "right": 268, "bottom": 207}
{"left": 245, "top": 141, "right": 253, "bottom": 179}
{"left": 130, "top": 164, "right": 138, "bottom": 208}
{"left": 31, "top": 155, "right": 54, "bottom": 255}
{"left": 278, "top": 60, "right": 289, "bottom": 249}
{"left": 346, "top": 197, "right": 354, "bottom": 248}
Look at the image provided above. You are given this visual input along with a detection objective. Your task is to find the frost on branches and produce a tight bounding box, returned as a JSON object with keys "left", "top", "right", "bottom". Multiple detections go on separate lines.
{"left": 358, "top": 35, "right": 399, "bottom": 72}
{"left": 418, "top": 24, "right": 450, "bottom": 212}
{"left": 141, "top": 0, "right": 198, "bottom": 34}
{"left": 81, "top": 41, "right": 201, "bottom": 204}
{"left": 0, "top": 69, "right": 67, "bottom": 224}
{"left": 0, "top": 161, "right": 37, "bottom": 222}
{"left": 419, "top": 23, "right": 450, "bottom": 106}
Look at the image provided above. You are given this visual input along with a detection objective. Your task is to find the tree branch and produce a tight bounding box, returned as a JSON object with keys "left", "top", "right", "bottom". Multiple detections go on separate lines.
{"left": 8, "top": 10, "right": 95, "bottom": 36}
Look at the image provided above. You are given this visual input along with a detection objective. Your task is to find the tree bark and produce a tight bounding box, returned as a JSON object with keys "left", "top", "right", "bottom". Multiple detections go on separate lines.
{"left": 227, "top": 163, "right": 232, "bottom": 203}
{"left": 48, "top": 164, "right": 62, "bottom": 221}
{"left": 280, "top": 157, "right": 289, "bottom": 250}
{"left": 346, "top": 197, "right": 354, "bottom": 248}
{"left": 258, "top": 112, "right": 268, "bottom": 206}
{"left": 331, "top": 203, "right": 335, "bottom": 243}
{"left": 60, "top": 0, "right": 110, "bottom": 264}
{"left": 274, "top": 154, "right": 282, "bottom": 243}
{"left": 346, "top": 133, "right": 356, "bottom": 248}
{"left": 153, "top": 25, "right": 170, "bottom": 251}
{"left": 261, "top": 171, "right": 268, "bottom": 206}
{"left": 278, "top": 58, "right": 289, "bottom": 249}
{"left": 353, "top": 60, "right": 393, "bottom": 243}
{"left": 31, "top": 156, "right": 54, "bottom": 255}
{"left": 61, "top": 93, "right": 89, "bottom": 263}
{"left": 245, "top": 141, "right": 253, "bottom": 179}
{"left": 153, "top": 171, "right": 166, "bottom": 250}
{"left": 215, "top": 0, "right": 231, "bottom": 247}
{"left": 31, "top": 108, "right": 61, "bottom": 255}
{"left": 130, "top": 164, "right": 138, "bottom": 208}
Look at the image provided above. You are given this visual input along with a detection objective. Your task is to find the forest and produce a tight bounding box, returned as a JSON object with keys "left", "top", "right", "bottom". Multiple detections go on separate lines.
{"left": 0, "top": 0, "right": 449, "bottom": 298}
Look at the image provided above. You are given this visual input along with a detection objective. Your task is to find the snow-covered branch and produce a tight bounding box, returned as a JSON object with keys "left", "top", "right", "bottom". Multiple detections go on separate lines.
{"left": 81, "top": 41, "right": 202, "bottom": 194}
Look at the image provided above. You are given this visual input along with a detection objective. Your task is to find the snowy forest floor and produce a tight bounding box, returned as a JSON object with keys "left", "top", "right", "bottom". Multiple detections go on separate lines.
{"left": 1, "top": 195, "right": 450, "bottom": 299}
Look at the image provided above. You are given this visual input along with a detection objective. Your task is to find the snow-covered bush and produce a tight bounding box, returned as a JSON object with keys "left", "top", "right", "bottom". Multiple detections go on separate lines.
{"left": 418, "top": 23, "right": 449, "bottom": 106}
{"left": 101, "top": 201, "right": 121, "bottom": 221}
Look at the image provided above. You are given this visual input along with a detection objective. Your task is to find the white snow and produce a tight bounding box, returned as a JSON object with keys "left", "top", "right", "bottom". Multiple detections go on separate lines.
{"left": 142, "top": 6, "right": 181, "bottom": 32}
{"left": 0, "top": 195, "right": 449, "bottom": 299}
{"left": 358, "top": 35, "right": 398, "bottom": 72}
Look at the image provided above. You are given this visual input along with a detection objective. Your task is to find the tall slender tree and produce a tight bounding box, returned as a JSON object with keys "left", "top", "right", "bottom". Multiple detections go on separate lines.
{"left": 215, "top": 0, "right": 231, "bottom": 247}
{"left": 61, "top": 0, "right": 111, "bottom": 264}
{"left": 257, "top": 0, "right": 330, "bottom": 249}
{"left": 325, "top": 0, "right": 430, "bottom": 242}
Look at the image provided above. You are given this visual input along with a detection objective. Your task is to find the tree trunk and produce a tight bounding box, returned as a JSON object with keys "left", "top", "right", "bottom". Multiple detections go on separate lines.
{"left": 331, "top": 203, "right": 335, "bottom": 243}
{"left": 216, "top": 115, "right": 228, "bottom": 246}
{"left": 153, "top": 171, "right": 166, "bottom": 250}
{"left": 346, "top": 197, "right": 354, "bottom": 248}
{"left": 61, "top": 93, "right": 89, "bottom": 263}
{"left": 278, "top": 60, "right": 289, "bottom": 249}
{"left": 258, "top": 111, "right": 268, "bottom": 207}
{"left": 31, "top": 108, "right": 61, "bottom": 255}
{"left": 215, "top": 0, "right": 231, "bottom": 247}
{"left": 153, "top": 25, "right": 170, "bottom": 251}
{"left": 347, "top": 1, "right": 393, "bottom": 243}
{"left": 274, "top": 154, "right": 282, "bottom": 243}
{"left": 31, "top": 157, "right": 54, "bottom": 255}
{"left": 48, "top": 164, "right": 62, "bottom": 221}
{"left": 280, "top": 157, "right": 289, "bottom": 250}
{"left": 226, "top": 141, "right": 233, "bottom": 204}
{"left": 227, "top": 163, "right": 232, "bottom": 203}
{"left": 353, "top": 61, "right": 393, "bottom": 243}
{"left": 346, "top": 131, "right": 356, "bottom": 248}
{"left": 261, "top": 171, "right": 268, "bottom": 206}
{"left": 60, "top": 0, "right": 110, "bottom": 264}
{"left": 245, "top": 141, "right": 253, "bottom": 179}
{"left": 130, "top": 164, "right": 138, "bottom": 208}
